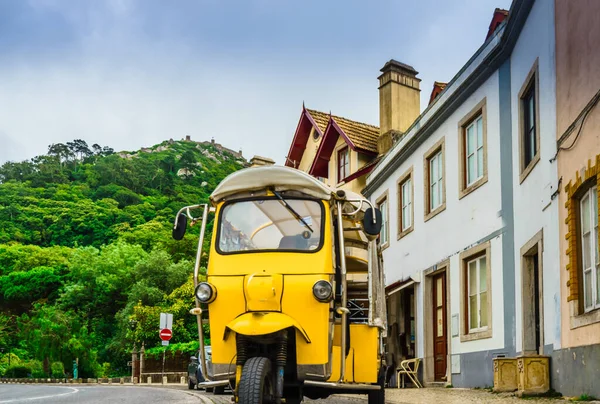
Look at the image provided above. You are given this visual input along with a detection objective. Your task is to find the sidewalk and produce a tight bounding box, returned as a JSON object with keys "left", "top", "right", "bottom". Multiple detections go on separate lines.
{"left": 379, "top": 387, "right": 600, "bottom": 404}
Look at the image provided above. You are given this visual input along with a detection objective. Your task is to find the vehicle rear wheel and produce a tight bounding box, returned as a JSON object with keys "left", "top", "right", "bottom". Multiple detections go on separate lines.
{"left": 188, "top": 379, "right": 195, "bottom": 390}
{"left": 368, "top": 366, "right": 385, "bottom": 404}
{"left": 238, "top": 357, "right": 273, "bottom": 404}
{"left": 213, "top": 385, "right": 225, "bottom": 395}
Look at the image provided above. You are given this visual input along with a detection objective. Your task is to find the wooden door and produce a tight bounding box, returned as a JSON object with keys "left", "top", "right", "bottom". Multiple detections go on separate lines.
{"left": 433, "top": 272, "right": 447, "bottom": 381}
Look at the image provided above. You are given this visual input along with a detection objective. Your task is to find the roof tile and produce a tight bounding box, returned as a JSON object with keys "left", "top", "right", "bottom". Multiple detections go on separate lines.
{"left": 307, "top": 108, "right": 380, "bottom": 153}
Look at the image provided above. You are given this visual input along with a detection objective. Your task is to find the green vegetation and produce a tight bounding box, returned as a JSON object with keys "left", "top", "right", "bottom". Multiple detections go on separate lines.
{"left": 0, "top": 138, "right": 246, "bottom": 378}
{"left": 573, "top": 394, "right": 596, "bottom": 401}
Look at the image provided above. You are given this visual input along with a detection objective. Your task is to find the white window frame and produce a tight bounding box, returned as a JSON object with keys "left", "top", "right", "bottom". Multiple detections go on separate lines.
{"left": 467, "top": 255, "right": 488, "bottom": 332}
{"left": 465, "top": 115, "right": 484, "bottom": 186}
{"left": 376, "top": 191, "right": 389, "bottom": 248}
{"left": 380, "top": 199, "right": 388, "bottom": 246}
{"left": 401, "top": 179, "right": 412, "bottom": 232}
{"left": 429, "top": 151, "right": 443, "bottom": 211}
{"left": 580, "top": 185, "right": 599, "bottom": 313}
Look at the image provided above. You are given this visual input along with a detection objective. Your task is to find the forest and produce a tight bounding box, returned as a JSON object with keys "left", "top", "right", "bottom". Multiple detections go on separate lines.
{"left": 0, "top": 137, "right": 247, "bottom": 378}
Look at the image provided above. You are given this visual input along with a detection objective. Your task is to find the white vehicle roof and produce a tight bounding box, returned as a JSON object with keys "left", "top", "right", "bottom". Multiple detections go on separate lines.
{"left": 210, "top": 165, "right": 374, "bottom": 247}
{"left": 210, "top": 165, "right": 367, "bottom": 207}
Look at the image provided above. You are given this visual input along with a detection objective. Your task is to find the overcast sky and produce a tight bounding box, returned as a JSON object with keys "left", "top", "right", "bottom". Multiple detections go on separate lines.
{"left": 0, "top": 0, "right": 512, "bottom": 165}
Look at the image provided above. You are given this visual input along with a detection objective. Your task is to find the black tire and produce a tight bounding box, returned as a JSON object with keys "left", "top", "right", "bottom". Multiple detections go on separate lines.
{"left": 206, "top": 387, "right": 214, "bottom": 393}
{"left": 188, "top": 379, "right": 195, "bottom": 390}
{"left": 213, "top": 385, "right": 226, "bottom": 395}
{"left": 238, "top": 357, "right": 273, "bottom": 404}
{"left": 368, "top": 366, "right": 385, "bottom": 404}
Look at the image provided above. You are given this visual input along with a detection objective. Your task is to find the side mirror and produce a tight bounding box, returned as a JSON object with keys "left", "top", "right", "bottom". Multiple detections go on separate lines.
{"left": 362, "top": 207, "right": 382, "bottom": 237}
{"left": 172, "top": 213, "right": 188, "bottom": 240}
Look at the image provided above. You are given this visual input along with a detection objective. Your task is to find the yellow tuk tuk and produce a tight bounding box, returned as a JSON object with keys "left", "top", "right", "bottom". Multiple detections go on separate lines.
{"left": 172, "top": 165, "right": 387, "bottom": 404}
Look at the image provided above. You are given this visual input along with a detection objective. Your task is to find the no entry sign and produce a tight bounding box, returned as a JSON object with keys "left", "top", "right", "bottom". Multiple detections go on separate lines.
{"left": 159, "top": 328, "right": 172, "bottom": 341}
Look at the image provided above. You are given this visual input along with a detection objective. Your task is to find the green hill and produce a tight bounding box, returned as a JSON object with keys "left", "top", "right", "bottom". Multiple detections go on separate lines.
{"left": 0, "top": 137, "right": 247, "bottom": 378}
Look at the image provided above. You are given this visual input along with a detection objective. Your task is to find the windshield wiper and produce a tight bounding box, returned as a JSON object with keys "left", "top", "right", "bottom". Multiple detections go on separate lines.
{"left": 273, "top": 191, "right": 314, "bottom": 233}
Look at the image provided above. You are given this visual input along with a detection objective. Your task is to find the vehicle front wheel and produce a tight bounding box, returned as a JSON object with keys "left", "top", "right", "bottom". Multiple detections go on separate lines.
{"left": 188, "top": 379, "right": 196, "bottom": 390}
{"left": 238, "top": 357, "right": 273, "bottom": 404}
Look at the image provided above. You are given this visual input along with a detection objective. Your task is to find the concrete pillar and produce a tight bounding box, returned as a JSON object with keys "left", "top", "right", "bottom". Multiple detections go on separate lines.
{"left": 147, "top": 376, "right": 152, "bottom": 384}
{"left": 139, "top": 343, "right": 145, "bottom": 383}
{"left": 180, "top": 376, "right": 185, "bottom": 384}
{"left": 131, "top": 343, "right": 138, "bottom": 380}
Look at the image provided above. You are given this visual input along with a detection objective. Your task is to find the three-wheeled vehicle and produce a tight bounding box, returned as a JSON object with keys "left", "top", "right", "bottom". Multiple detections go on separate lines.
{"left": 172, "top": 165, "right": 387, "bottom": 404}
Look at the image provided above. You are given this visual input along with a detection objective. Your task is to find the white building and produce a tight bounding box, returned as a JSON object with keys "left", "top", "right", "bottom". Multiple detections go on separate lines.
{"left": 362, "top": 0, "right": 561, "bottom": 388}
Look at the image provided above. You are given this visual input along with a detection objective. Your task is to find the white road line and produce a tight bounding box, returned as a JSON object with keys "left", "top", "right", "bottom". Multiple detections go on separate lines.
{"left": 0, "top": 386, "right": 79, "bottom": 403}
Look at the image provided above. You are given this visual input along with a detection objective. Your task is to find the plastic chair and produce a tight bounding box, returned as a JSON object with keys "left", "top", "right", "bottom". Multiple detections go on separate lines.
{"left": 396, "top": 358, "right": 422, "bottom": 388}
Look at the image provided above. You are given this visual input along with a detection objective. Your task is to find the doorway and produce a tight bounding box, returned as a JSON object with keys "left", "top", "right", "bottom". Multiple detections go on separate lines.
{"left": 433, "top": 272, "right": 447, "bottom": 381}
{"left": 521, "top": 230, "right": 544, "bottom": 355}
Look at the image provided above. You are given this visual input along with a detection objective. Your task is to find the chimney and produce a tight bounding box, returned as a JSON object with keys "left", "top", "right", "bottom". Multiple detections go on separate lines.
{"left": 250, "top": 155, "right": 275, "bottom": 167}
{"left": 185, "top": 135, "right": 191, "bottom": 141}
{"left": 378, "top": 59, "right": 421, "bottom": 154}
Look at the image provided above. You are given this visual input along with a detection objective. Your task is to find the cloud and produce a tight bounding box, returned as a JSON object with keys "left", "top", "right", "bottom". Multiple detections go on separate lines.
{"left": 0, "top": 0, "right": 513, "bottom": 166}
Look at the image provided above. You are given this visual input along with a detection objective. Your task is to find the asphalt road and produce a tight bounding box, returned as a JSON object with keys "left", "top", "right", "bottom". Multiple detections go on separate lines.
{"left": 0, "top": 384, "right": 366, "bottom": 404}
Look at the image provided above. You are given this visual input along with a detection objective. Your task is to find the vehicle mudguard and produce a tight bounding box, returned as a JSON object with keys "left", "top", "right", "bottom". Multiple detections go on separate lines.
{"left": 223, "top": 312, "right": 311, "bottom": 343}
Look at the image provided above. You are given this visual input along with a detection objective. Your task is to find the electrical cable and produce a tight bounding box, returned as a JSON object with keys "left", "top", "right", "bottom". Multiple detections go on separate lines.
{"left": 550, "top": 87, "right": 600, "bottom": 163}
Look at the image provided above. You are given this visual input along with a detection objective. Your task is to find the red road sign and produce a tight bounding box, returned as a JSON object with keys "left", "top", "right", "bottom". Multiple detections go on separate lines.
{"left": 159, "top": 328, "right": 172, "bottom": 341}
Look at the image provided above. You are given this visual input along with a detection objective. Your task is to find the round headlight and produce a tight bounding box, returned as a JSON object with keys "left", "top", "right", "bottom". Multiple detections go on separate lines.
{"left": 195, "top": 282, "right": 216, "bottom": 303}
{"left": 313, "top": 280, "right": 333, "bottom": 302}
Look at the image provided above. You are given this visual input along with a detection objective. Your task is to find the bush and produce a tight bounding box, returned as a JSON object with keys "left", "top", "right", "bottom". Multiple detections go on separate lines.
{"left": 100, "top": 362, "right": 111, "bottom": 378}
{"left": 51, "top": 362, "right": 65, "bottom": 378}
{"left": 5, "top": 365, "right": 32, "bottom": 378}
{"left": 24, "top": 360, "right": 45, "bottom": 378}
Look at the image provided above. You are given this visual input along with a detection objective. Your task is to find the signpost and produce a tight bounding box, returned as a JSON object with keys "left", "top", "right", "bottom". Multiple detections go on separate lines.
{"left": 159, "top": 313, "right": 173, "bottom": 384}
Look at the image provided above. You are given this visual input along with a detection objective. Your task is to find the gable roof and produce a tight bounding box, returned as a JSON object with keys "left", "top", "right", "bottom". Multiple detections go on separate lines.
{"left": 285, "top": 106, "right": 328, "bottom": 168}
{"left": 428, "top": 81, "right": 448, "bottom": 105}
{"left": 330, "top": 113, "right": 380, "bottom": 153}
{"left": 286, "top": 105, "right": 379, "bottom": 171}
{"left": 308, "top": 111, "right": 379, "bottom": 178}
{"left": 305, "top": 108, "right": 329, "bottom": 134}
{"left": 486, "top": 8, "right": 509, "bottom": 40}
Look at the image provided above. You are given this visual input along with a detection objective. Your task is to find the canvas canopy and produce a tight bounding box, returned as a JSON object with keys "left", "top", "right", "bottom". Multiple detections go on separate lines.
{"left": 210, "top": 165, "right": 332, "bottom": 203}
{"left": 210, "top": 165, "right": 374, "bottom": 247}
{"left": 210, "top": 165, "right": 369, "bottom": 209}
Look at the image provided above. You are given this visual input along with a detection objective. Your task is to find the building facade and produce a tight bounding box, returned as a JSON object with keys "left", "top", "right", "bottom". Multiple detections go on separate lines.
{"left": 284, "top": 0, "right": 600, "bottom": 395}
{"left": 363, "top": 0, "right": 562, "bottom": 389}
{"left": 553, "top": 0, "right": 600, "bottom": 397}
{"left": 284, "top": 106, "right": 381, "bottom": 194}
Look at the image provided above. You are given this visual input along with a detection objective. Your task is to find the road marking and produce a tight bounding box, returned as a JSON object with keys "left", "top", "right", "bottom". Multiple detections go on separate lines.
{"left": 0, "top": 386, "right": 79, "bottom": 403}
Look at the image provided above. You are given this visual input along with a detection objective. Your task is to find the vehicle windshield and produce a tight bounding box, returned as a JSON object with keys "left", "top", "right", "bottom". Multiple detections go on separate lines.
{"left": 218, "top": 198, "right": 323, "bottom": 253}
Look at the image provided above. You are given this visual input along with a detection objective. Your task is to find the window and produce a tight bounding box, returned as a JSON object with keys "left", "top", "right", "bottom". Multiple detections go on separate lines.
{"left": 402, "top": 179, "right": 412, "bottom": 230}
{"left": 376, "top": 191, "right": 389, "bottom": 248}
{"left": 465, "top": 116, "right": 484, "bottom": 185}
{"left": 337, "top": 147, "right": 349, "bottom": 183}
{"left": 397, "top": 167, "right": 414, "bottom": 239}
{"left": 459, "top": 242, "right": 492, "bottom": 342}
{"left": 424, "top": 137, "right": 445, "bottom": 221}
{"left": 523, "top": 86, "right": 536, "bottom": 167}
{"left": 458, "top": 98, "right": 487, "bottom": 198}
{"left": 429, "top": 152, "right": 443, "bottom": 210}
{"left": 217, "top": 198, "right": 323, "bottom": 254}
{"left": 518, "top": 59, "right": 540, "bottom": 183}
{"left": 580, "top": 185, "right": 599, "bottom": 312}
{"left": 467, "top": 255, "right": 488, "bottom": 331}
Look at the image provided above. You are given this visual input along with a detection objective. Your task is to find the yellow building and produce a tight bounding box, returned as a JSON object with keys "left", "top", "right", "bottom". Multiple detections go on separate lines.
{"left": 285, "top": 60, "right": 421, "bottom": 196}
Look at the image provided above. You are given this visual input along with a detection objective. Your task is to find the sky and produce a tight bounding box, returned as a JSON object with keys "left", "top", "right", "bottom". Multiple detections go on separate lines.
{"left": 0, "top": 0, "right": 513, "bottom": 166}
